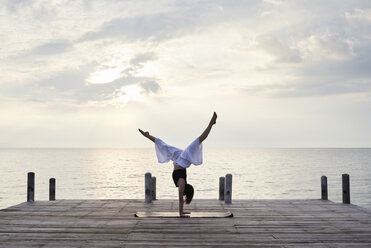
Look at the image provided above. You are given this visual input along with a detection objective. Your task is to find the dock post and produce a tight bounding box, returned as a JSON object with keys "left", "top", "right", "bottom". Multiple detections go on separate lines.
{"left": 27, "top": 172, "right": 35, "bottom": 202}
{"left": 321, "top": 176, "right": 328, "bottom": 200}
{"left": 151, "top": 176, "right": 156, "bottom": 201}
{"left": 219, "top": 177, "right": 225, "bottom": 201}
{"left": 342, "top": 174, "right": 350, "bottom": 204}
{"left": 225, "top": 174, "right": 232, "bottom": 204}
{"left": 49, "top": 178, "right": 56, "bottom": 201}
{"left": 145, "top": 172, "right": 152, "bottom": 203}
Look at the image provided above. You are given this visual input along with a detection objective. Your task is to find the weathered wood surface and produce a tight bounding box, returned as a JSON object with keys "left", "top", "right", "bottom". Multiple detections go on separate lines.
{"left": 1, "top": 199, "right": 371, "bottom": 247}
{"left": 135, "top": 211, "right": 233, "bottom": 218}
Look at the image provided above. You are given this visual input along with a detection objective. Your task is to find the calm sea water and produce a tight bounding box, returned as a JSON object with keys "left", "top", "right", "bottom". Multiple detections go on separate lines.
{"left": 0, "top": 148, "right": 370, "bottom": 210}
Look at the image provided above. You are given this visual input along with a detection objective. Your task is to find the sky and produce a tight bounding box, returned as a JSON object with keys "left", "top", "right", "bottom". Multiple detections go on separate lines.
{"left": 0, "top": 0, "right": 370, "bottom": 148}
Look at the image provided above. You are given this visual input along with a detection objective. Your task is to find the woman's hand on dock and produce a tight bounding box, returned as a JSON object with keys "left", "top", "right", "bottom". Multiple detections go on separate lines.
{"left": 180, "top": 211, "right": 191, "bottom": 218}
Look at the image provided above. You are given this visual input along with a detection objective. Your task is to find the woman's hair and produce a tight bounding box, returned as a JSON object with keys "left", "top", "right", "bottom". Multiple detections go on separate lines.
{"left": 184, "top": 183, "right": 194, "bottom": 204}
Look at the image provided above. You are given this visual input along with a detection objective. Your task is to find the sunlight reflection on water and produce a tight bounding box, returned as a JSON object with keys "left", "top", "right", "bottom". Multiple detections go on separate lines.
{"left": 0, "top": 148, "right": 370, "bottom": 210}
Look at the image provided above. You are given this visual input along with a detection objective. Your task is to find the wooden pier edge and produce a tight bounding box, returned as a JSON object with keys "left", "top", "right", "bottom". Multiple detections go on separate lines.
{"left": 1, "top": 198, "right": 371, "bottom": 247}
{"left": 3, "top": 172, "right": 365, "bottom": 246}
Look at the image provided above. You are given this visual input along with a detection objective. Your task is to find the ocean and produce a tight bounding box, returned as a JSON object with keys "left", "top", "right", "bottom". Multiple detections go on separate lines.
{"left": 0, "top": 148, "right": 370, "bottom": 210}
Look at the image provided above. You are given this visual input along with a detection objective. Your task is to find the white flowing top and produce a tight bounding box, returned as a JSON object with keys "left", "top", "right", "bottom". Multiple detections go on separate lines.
{"left": 155, "top": 137, "right": 203, "bottom": 168}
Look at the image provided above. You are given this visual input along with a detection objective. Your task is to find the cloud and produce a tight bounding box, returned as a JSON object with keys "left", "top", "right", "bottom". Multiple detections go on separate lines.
{"left": 244, "top": 76, "right": 371, "bottom": 98}
{"left": 78, "top": 1, "right": 241, "bottom": 43}
{"left": 244, "top": 32, "right": 371, "bottom": 98}
{"left": 298, "top": 34, "right": 354, "bottom": 60}
{"left": 35, "top": 68, "right": 160, "bottom": 104}
{"left": 2, "top": 51, "right": 162, "bottom": 105}
{"left": 263, "top": 0, "right": 283, "bottom": 6}
{"left": 260, "top": 11, "right": 272, "bottom": 17}
{"left": 256, "top": 36, "right": 301, "bottom": 63}
{"left": 80, "top": 14, "right": 187, "bottom": 42}
{"left": 11, "top": 64, "right": 98, "bottom": 102}
{"left": 3, "top": 0, "right": 29, "bottom": 12}
{"left": 130, "top": 52, "right": 157, "bottom": 65}
{"left": 346, "top": 8, "right": 371, "bottom": 21}
{"left": 29, "top": 40, "right": 72, "bottom": 56}
{"left": 4, "top": 40, "right": 72, "bottom": 63}
{"left": 140, "top": 81, "right": 160, "bottom": 93}
{"left": 268, "top": 78, "right": 371, "bottom": 98}
{"left": 247, "top": 42, "right": 371, "bottom": 98}
{"left": 1, "top": 46, "right": 162, "bottom": 104}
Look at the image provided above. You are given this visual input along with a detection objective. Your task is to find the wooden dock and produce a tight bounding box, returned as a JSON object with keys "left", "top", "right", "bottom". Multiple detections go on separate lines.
{"left": 1, "top": 199, "right": 371, "bottom": 247}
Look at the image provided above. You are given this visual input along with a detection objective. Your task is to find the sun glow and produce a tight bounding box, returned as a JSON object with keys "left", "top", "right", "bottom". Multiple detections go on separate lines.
{"left": 133, "top": 62, "right": 158, "bottom": 77}
{"left": 86, "top": 53, "right": 131, "bottom": 85}
{"left": 87, "top": 66, "right": 125, "bottom": 84}
{"left": 115, "top": 85, "right": 143, "bottom": 104}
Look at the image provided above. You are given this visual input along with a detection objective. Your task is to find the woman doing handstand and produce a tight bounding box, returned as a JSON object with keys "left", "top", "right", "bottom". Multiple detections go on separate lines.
{"left": 138, "top": 112, "right": 217, "bottom": 217}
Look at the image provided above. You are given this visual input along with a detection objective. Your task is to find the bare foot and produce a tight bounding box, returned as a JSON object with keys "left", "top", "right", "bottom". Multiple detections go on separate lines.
{"left": 138, "top": 128, "right": 156, "bottom": 142}
{"left": 138, "top": 129, "right": 149, "bottom": 137}
{"left": 210, "top": 112, "right": 217, "bottom": 125}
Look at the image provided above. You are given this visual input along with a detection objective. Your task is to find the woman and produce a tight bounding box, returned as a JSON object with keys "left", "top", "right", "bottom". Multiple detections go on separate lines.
{"left": 138, "top": 112, "right": 217, "bottom": 217}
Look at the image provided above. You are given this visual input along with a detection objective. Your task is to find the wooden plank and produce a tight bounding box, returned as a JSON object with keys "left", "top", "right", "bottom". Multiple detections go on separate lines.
{"left": 0, "top": 199, "right": 371, "bottom": 247}
{"left": 134, "top": 211, "right": 233, "bottom": 218}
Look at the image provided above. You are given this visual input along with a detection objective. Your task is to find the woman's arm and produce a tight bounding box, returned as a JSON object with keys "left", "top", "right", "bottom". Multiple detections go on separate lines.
{"left": 199, "top": 112, "right": 217, "bottom": 144}
{"left": 177, "top": 178, "right": 189, "bottom": 217}
{"left": 138, "top": 129, "right": 156, "bottom": 143}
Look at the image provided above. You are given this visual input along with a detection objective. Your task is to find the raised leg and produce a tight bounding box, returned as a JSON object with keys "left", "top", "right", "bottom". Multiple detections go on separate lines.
{"left": 199, "top": 112, "right": 217, "bottom": 144}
